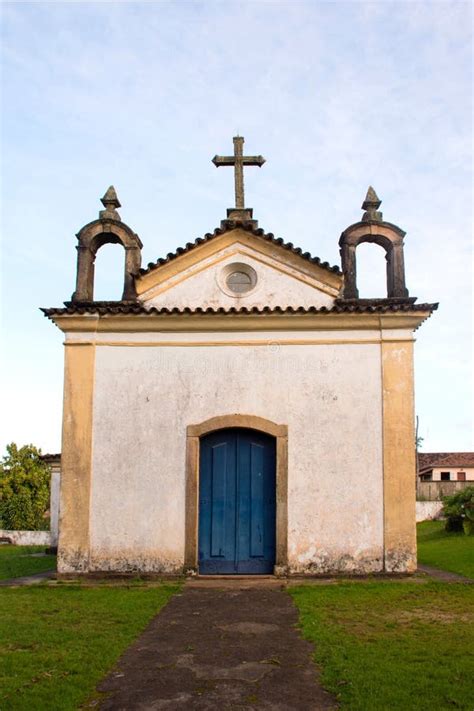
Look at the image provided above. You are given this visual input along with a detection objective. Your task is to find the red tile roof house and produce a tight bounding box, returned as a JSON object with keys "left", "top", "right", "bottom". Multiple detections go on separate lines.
{"left": 417, "top": 453, "right": 474, "bottom": 501}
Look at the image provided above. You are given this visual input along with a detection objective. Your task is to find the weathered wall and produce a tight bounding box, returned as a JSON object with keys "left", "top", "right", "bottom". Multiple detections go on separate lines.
{"left": 417, "top": 480, "right": 472, "bottom": 501}
{"left": 50, "top": 470, "right": 61, "bottom": 546}
{"left": 85, "top": 330, "right": 387, "bottom": 574}
{"left": 382, "top": 341, "right": 417, "bottom": 573}
{"left": 58, "top": 344, "right": 95, "bottom": 573}
{"left": 0, "top": 530, "right": 52, "bottom": 546}
{"left": 415, "top": 501, "right": 443, "bottom": 522}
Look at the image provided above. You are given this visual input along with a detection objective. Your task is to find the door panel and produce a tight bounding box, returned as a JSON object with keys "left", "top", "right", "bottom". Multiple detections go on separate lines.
{"left": 210, "top": 443, "right": 227, "bottom": 558}
{"left": 199, "top": 428, "right": 276, "bottom": 574}
{"left": 250, "top": 442, "right": 264, "bottom": 559}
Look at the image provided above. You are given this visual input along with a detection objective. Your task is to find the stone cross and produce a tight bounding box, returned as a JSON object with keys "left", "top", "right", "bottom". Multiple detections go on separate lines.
{"left": 212, "top": 137, "right": 265, "bottom": 210}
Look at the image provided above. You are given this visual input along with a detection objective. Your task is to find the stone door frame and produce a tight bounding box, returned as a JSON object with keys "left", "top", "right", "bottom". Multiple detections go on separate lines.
{"left": 184, "top": 414, "right": 288, "bottom": 575}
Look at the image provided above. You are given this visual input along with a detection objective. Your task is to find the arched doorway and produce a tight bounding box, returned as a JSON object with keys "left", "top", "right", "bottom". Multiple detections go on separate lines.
{"left": 198, "top": 428, "right": 276, "bottom": 574}
{"left": 185, "top": 415, "right": 288, "bottom": 575}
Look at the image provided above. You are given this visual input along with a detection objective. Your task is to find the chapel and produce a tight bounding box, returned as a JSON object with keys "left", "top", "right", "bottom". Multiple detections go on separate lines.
{"left": 43, "top": 137, "right": 437, "bottom": 576}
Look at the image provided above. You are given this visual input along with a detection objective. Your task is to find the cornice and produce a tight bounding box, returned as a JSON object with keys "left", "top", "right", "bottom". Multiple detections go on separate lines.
{"left": 42, "top": 303, "right": 438, "bottom": 334}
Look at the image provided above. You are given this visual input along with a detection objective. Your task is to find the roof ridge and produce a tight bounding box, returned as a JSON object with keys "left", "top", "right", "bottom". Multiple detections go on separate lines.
{"left": 138, "top": 221, "right": 342, "bottom": 277}
{"left": 418, "top": 452, "right": 474, "bottom": 470}
{"left": 418, "top": 450, "right": 474, "bottom": 458}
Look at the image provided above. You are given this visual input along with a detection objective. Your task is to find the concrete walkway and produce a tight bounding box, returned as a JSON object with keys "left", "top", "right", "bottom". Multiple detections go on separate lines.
{"left": 0, "top": 570, "right": 56, "bottom": 587}
{"left": 97, "top": 585, "right": 337, "bottom": 710}
{"left": 417, "top": 564, "right": 473, "bottom": 583}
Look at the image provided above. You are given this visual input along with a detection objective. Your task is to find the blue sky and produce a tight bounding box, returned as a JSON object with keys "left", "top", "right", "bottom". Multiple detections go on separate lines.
{"left": 1, "top": 0, "right": 472, "bottom": 453}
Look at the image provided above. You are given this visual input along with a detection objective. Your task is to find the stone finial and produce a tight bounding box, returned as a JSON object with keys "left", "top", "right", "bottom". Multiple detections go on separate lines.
{"left": 99, "top": 185, "right": 122, "bottom": 221}
{"left": 361, "top": 186, "right": 383, "bottom": 222}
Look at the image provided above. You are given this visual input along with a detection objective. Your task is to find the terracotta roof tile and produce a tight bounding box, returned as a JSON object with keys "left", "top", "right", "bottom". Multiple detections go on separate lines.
{"left": 419, "top": 452, "right": 474, "bottom": 471}
{"left": 138, "top": 222, "right": 342, "bottom": 277}
{"left": 42, "top": 302, "right": 438, "bottom": 317}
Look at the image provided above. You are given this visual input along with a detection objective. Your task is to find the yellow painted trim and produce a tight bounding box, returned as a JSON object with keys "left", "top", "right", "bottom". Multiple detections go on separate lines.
{"left": 57, "top": 343, "right": 95, "bottom": 574}
{"left": 50, "top": 311, "right": 433, "bottom": 334}
{"left": 63, "top": 338, "right": 412, "bottom": 348}
{"left": 381, "top": 341, "right": 417, "bottom": 573}
{"left": 136, "top": 229, "right": 342, "bottom": 296}
{"left": 187, "top": 414, "right": 287, "bottom": 438}
{"left": 64, "top": 342, "right": 98, "bottom": 347}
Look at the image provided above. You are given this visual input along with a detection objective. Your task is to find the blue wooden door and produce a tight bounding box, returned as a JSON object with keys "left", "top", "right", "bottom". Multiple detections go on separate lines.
{"left": 199, "top": 428, "right": 276, "bottom": 574}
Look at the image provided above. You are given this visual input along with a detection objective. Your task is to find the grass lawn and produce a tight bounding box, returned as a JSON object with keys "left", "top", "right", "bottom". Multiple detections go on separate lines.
{"left": 291, "top": 581, "right": 474, "bottom": 711}
{"left": 417, "top": 520, "right": 474, "bottom": 578}
{"left": 0, "top": 545, "right": 56, "bottom": 581}
{"left": 0, "top": 583, "right": 179, "bottom": 710}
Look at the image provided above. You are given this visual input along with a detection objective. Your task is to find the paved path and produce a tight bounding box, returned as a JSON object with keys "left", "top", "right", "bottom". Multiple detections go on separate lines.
{"left": 0, "top": 570, "right": 56, "bottom": 587}
{"left": 97, "top": 586, "right": 337, "bottom": 710}
{"left": 417, "top": 564, "right": 473, "bottom": 583}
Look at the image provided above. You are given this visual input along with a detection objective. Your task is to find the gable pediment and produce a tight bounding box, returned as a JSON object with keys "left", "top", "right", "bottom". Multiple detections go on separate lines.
{"left": 136, "top": 226, "right": 342, "bottom": 311}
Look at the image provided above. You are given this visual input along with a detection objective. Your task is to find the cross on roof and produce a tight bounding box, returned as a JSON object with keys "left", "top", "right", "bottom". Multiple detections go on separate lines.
{"left": 212, "top": 136, "right": 265, "bottom": 214}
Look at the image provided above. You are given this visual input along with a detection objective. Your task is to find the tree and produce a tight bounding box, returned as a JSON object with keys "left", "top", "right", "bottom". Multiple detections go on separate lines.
{"left": 0, "top": 443, "right": 51, "bottom": 531}
{"left": 442, "top": 486, "right": 474, "bottom": 536}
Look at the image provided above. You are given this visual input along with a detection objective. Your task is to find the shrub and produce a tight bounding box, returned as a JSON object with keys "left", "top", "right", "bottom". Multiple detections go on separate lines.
{"left": 442, "top": 486, "right": 474, "bottom": 536}
{"left": 0, "top": 443, "right": 51, "bottom": 530}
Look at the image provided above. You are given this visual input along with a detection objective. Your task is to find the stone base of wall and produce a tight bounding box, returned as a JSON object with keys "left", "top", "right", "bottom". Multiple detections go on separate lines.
{"left": 0, "top": 530, "right": 52, "bottom": 546}
{"left": 416, "top": 501, "right": 443, "bottom": 522}
{"left": 56, "top": 570, "right": 418, "bottom": 582}
{"left": 57, "top": 560, "right": 418, "bottom": 577}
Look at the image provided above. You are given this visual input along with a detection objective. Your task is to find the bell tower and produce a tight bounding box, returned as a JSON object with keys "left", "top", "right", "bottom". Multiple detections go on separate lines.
{"left": 71, "top": 186, "right": 142, "bottom": 303}
{"left": 338, "top": 187, "right": 413, "bottom": 302}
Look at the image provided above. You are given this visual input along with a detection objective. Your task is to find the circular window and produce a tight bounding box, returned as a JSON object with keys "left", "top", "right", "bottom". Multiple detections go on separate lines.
{"left": 218, "top": 262, "right": 258, "bottom": 297}
{"left": 226, "top": 270, "right": 253, "bottom": 294}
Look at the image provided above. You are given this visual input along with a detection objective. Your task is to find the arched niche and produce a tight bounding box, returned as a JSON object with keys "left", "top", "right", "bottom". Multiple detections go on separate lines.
{"left": 339, "top": 221, "right": 409, "bottom": 300}
{"left": 71, "top": 219, "right": 143, "bottom": 303}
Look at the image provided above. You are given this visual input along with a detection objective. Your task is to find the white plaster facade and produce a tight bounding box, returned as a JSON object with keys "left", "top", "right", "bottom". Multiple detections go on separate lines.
{"left": 422, "top": 467, "right": 474, "bottom": 482}
{"left": 46, "top": 215, "right": 436, "bottom": 577}
{"left": 139, "top": 243, "right": 338, "bottom": 311}
{"left": 85, "top": 332, "right": 385, "bottom": 574}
